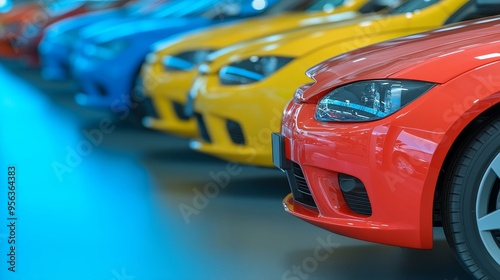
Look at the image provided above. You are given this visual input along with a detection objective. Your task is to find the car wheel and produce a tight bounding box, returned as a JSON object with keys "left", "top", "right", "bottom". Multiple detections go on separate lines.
{"left": 443, "top": 116, "right": 500, "bottom": 280}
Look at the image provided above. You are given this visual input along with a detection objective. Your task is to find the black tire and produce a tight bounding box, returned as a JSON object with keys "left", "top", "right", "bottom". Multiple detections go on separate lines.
{"left": 443, "top": 116, "right": 500, "bottom": 280}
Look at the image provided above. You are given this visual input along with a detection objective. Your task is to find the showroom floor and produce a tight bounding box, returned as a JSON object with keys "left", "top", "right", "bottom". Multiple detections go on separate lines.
{"left": 0, "top": 60, "right": 473, "bottom": 280}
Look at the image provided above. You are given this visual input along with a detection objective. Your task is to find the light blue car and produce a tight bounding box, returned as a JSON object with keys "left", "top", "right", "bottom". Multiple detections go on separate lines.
{"left": 68, "top": 0, "right": 281, "bottom": 111}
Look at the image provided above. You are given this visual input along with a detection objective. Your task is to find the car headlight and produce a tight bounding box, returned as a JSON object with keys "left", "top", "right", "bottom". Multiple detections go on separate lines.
{"left": 315, "top": 80, "right": 435, "bottom": 122}
{"left": 162, "top": 49, "right": 214, "bottom": 72}
{"left": 22, "top": 23, "right": 42, "bottom": 39}
{"left": 83, "top": 40, "right": 129, "bottom": 60}
{"left": 48, "top": 29, "right": 80, "bottom": 45}
{"left": 219, "top": 56, "right": 293, "bottom": 85}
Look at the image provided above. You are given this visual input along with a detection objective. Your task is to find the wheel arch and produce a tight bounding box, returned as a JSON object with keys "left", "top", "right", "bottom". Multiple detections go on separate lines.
{"left": 432, "top": 101, "right": 500, "bottom": 227}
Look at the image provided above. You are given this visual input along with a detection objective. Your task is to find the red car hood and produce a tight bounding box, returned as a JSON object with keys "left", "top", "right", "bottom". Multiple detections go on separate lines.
{"left": 303, "top": 16, "right": 500, "bottom": 102}
{"left": 0, "top": 3, "right": 41, "bottom": 22}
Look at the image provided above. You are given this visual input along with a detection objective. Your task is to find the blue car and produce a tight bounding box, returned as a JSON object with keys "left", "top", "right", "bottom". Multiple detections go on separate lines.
{"left": 39, "top": 0, "right": 183, "bottom": 81}
{"left": 69, "top": 0, "right": 281, "bottom": 111}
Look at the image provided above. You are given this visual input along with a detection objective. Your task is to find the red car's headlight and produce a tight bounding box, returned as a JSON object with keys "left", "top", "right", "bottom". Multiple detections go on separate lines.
{"left": 315, "top": 79, "right": 435, "bottom": 122}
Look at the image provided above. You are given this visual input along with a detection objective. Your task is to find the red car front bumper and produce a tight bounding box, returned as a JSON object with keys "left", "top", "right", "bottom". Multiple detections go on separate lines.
{"left": 0, "top": 38, "right": 21, "bottom": 58}
{"left": 274, "top": 98, "right": 445, "bottom": 249}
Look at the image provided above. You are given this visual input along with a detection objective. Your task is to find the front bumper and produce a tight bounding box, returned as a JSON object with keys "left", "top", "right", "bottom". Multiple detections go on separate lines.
{"left": 190, "top": 75, "right": 292, "bottom": 167}
{"left": 39, "top": 39, "right": 71, "bottom": 81}
{"left": 0, "top": 38, "right": 20, "bottom": 58}
{"left": 276, "top": 100, "right": 442, "bottom": 249}
{"left": 71, "top": 52, "right": 134, "bottom": 109}
{"left": 140, "top": 62, "right": 197, "bottom": 137}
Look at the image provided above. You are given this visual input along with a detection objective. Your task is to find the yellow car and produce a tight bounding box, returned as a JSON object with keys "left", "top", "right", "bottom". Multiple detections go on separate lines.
{"left": 139, "top": 0, "right": 382, "bottom": 137}
{"left": 187, "top": 0, "right": 480, "bottom": 167}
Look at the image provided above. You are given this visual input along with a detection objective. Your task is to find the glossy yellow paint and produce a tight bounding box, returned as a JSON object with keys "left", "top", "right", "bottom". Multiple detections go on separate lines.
{"left": 140, "top": 0, "right": 369, "bottom": 137}
{"left": 190, "top": 0, "right": 470, "bottom": 167}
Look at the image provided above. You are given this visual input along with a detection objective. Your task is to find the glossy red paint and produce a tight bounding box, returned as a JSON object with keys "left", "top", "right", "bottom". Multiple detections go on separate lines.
{"left": 0, "top": 3, "right": 40, "bottom": 58}
{"left": 280, "top": 17, "right": 500, "bottom": 249}
{"left": 0, "top": 0, "right": 131, "bottom": 64}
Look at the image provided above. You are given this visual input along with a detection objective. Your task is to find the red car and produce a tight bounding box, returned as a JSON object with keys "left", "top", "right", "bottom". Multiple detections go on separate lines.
{"left": 273, "top": 15, "right": 500, "bottom": 279}
{"left": 0, "top": 0, "right": 130, "bottom": 65}
{"left": 0, "top": 2, "right": 40, "bottom": 57}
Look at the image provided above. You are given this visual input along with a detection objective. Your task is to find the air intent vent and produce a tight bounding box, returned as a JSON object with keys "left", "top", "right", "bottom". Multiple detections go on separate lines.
{"left": 339, "top": 173, "right": 372, "bottom": 216}
{"left": 285, "top": 162, "right": 316, "bottom": 208}
{"left": 194, "top": 113, "right": 211, "bottom": 143}
{"left": 226, "top": 120, "right": 245, "bottom": 145}
{"left": 173, "top": 101, "right": 190, "bottom": 120}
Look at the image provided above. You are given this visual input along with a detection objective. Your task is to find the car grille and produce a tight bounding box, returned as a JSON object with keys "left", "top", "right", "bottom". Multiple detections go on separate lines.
{"left": 226, "top": 120, "right": 245, "bottom": 145}
{"left": 338, "top": 174, "right": 372, "bottom": 216}
{"left": 342, "top": 189, "right": 372, "bottom": 216}
{"left": 195, "top": 113, "right": 211, "bottom": 143}
{"left": 285, "top": 162, "right": 317, "bottom": 208}
{"left": 293, "top": 163, "right": 311, "bottom": 195}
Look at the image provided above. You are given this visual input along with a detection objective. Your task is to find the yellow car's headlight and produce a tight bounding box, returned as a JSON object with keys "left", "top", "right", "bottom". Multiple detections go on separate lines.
{"left": 315, "top": 80, "right": 435, "bottom": 122}
{"left": 218, "top": 55, "right": 293, "bottom": 85}
{"left": 162, "top": 49, "right": 214, "bottom": 72}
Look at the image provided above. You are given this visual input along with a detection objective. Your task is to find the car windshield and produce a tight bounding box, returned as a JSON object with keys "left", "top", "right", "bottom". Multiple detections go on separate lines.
{"left": 39, "top": 0, "right": 83, "bottom": 16}
{"left": 84, "top": 0, "right": 122, "bottom": 10}
{"left": 127, "top": 0, "right": 182, "bottom": 17}
{"left": 147, "top": 0, "right": 219, "bottom": 18}
{"left": 186, "top": 0, "right": 248, "bottom": 18}
{"left": 306, "top": 0, "right": 348, "bottom": 11}
{"left": 261, "top": 0, "right": 348, "bottom": 15}
{"left": 387, "top": 0, "right": 441, "bottom": 14}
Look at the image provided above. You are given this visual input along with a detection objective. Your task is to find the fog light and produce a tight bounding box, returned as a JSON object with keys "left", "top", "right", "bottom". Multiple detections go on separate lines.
{"left": 338, "top": 174, "right": 372, "bottom": 216}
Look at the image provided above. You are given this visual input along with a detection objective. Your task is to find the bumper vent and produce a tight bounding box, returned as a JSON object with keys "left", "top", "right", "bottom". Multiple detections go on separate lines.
{"left": 96, "top": 83, "right": 107, "bottom": 97}
{"left": 226, "top": 120, "right": 245, "bottom": 145}
{"left": 195, "top": 113, "right": 211, "bottom": 143}
{"left": 285, "top": 162, "right": 317, "bottom": 208}
{"left": 339, "top": 174, "right": 372, "bottom": 216}
{"left": 173, "top": 101, "right": 190, "bottom": 121}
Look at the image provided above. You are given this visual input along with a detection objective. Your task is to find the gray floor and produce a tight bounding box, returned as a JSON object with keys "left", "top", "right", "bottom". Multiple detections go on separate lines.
{"left": 0, "top": 60, "right": 472, "bottom": 280}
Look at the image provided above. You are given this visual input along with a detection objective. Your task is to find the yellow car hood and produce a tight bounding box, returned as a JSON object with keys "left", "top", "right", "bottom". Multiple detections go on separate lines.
{"left": 202, "top": 13, "right": 390, "bottom": 72}
{"left": 201, "top": 0, "right": 467, "bottom": 74}
{"left": 151, "top": 1, "right": 368, "bottom": 57}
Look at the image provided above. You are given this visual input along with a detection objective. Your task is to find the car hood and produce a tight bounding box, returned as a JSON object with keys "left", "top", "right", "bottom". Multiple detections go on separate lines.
{"left": 83, "top": 17, "right": 211, "bottom": 44}
{"left": 203, "top": 13, "right": 403, "bottom": 73}
{"left": 302, "top": 16, "right": 500, "bottom": 102}
{"left": 45, "top": 8, "right": 127, "bottom": 37}
{"left": 0, "top": 3, "right": 40, "bottom": 21}
{"left": 152, "top": 10, "right": 362, "bottom": 56}
{"left": 79, "top": 16, "right": 151, "bottom": 38}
